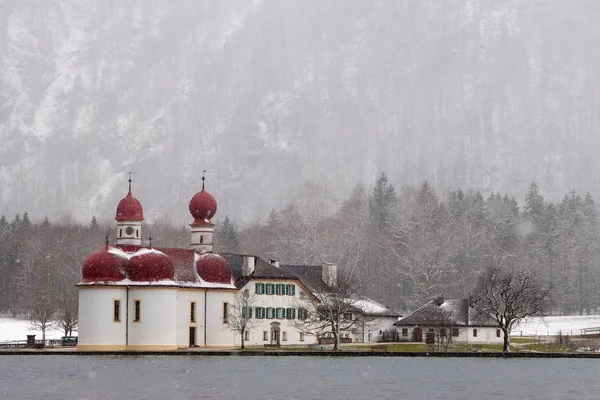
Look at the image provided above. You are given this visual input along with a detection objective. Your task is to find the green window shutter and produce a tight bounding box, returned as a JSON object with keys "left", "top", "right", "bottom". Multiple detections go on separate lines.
{"left": 287, "top": 308, "right": 295, "bottom": 319}
{"left": 248, "top": 307, "right": 253, "bottom": 318}
{"left": 254, "top": 307, "right": 260, "bottom": 319}
{"left": 255, "top": 283, "right": 261, "bottom": 294}
{"left": 270, "top": 283, "right": 275, "bottom": 294}
{"left": 298, "top": 308, "right": 306, "bottom": 320}
{"left": 284, "top": 284, "right": 289, "bottom": 296}
{"left": 291, "top": 285, "right": 296, "bottom": 295}
{"left": 282, "top": 308, "right": 287, "bottom": 319}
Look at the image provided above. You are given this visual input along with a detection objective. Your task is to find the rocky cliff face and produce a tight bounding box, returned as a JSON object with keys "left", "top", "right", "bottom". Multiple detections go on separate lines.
{"left": 1, "top": 0, "right": 600, "bottom": 223}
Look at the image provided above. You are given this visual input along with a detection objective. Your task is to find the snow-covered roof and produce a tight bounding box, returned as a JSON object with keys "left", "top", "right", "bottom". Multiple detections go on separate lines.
{"left": 394, "top": 297, "right": 496, "bottom": 327}
{"left": 108, "top": 246, "right": 166, "bottom": 260}
{"left": 79, "top": 278, "right": 236, "bottom": 289}
{"left": 80, "top": 245, "right": 236, "bottom": 289}
{"left": 352, "top": 298, "right": 397, "bottom": 316}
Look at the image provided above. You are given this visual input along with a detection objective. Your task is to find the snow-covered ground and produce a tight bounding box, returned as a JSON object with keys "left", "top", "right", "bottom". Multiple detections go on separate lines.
{"left": 0, "top": 318, "right": 67, "bottom": 342}
{"left": 511, "top": 315, "right": 600, "bottom": 337}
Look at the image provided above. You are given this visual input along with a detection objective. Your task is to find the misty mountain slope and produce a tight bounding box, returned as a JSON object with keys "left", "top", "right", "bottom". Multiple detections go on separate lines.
{"left": 1, "top": 0, "right": 600, "bottom": 224}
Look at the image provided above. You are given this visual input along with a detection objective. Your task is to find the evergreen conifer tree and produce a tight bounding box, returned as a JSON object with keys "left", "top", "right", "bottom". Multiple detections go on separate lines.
{"left": 369, "top": 172, "right": 396, "bottom": 231}
{"left": 217, "top": 215, "right": 240, "bottom": 253}
{"left": 89, "top": 216, "right": 99, "bottom": 231}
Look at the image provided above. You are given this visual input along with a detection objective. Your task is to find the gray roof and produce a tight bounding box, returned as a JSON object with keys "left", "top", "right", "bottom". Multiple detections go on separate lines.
{"left": 221, "top": 257, "right": 401, "bottom": 317}
{"left": 223, "top": 254, "right": 302, "bottom": 289}
{"left": 280, "top": 264, "right": 401, "bottom": 318}
{"left": 394, "top": 297, "right": 496, "bottom": 327}
{"left": 279, "top": 264, "right": 331, "bottom": 292}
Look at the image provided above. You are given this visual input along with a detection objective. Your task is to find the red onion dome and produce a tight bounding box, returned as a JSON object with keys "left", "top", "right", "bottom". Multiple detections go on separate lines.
{"left": 189, "top": 189, "right": 217, "bottom": 226}
{"left": 196, "top": 253, "right": 232, "bottom": 284}
{"left": 115, "top": 191, "right": 144, "bottom": 221}
{"left": 82, "top": 247, "right": 126, "bottom": 283}
{"left": 128, "top": 249, "right": 174, "bottom": 281}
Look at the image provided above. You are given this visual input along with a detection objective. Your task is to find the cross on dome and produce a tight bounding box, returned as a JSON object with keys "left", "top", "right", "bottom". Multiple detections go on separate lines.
{"left": 115, "top": 172, "right": 144, "bottom": 222}
{"left": 189, "top": 170, "right": 217, "bottom": 226}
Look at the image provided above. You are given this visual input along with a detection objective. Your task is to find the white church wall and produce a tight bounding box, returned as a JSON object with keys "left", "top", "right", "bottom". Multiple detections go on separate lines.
{"left": 127, "top": 288, "right": 178, "bottom": 350}
{"left": 205, "top": 290, "right": 237, "bottom": 347}
{"left": 77, "top": 287, "right": 127, "bottom": 350}
{"left": 176, "top": 289, "right": 206, "bottom": 348}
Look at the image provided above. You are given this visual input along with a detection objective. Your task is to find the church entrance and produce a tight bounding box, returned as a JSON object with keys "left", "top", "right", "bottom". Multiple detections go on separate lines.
{"left": 270, "top": 322, "right": 281, "bottom": 346}
{"left": 189, "top": 326, "right": 197, "bottom": 347}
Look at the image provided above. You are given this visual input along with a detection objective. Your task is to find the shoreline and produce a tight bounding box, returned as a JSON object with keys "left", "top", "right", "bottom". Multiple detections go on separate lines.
{"left": 1, "top": 349, "right": 600, "bottom": 358}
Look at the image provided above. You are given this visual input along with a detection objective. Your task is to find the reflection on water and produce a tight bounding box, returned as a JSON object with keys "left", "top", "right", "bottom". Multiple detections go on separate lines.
{"left": 0, "top": 355, "right": 597, "bottom": 400}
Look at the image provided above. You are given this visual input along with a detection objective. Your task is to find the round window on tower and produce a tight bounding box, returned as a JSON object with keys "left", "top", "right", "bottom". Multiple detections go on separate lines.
{"left": 125, "top": 226, "right": 134, "bottom": 235}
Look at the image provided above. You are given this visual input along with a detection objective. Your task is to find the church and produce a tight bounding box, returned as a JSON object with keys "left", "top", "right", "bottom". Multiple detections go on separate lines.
{"left": 77, "top": 176, "right": 399, "bottom": 350}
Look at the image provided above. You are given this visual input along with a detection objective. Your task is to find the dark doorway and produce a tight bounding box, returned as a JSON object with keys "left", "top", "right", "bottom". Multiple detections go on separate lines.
{"left": 189, "top": 326, "right": 197, "bottom": 347}
{"left": 270, "top": 322, "right": 281, "bottom": 346}
{"left": 412, "top": 328, "right": 423, "bottom": 342}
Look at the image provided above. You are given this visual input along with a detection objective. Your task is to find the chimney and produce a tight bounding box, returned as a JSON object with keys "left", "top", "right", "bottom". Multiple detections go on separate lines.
{"left": 242, "top": 256, "right": 256, "bottom": 276}
{"left": 434, "top": 296, "right": 444, "bottom": 306}
{"left": 269, "top": 258, "right": 280, "bottom": 268}
{"left": 322, "top": 262, "right": 337, "bottom": 287}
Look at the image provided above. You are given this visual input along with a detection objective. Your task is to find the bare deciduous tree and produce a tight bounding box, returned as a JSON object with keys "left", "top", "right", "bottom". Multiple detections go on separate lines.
{"left": 292, "top": 271, "right": 371, "bottom": 351}
{"left": 55, "top": 298, "right": 78, "bottom": 337}
{"left": 30, "top": 303, "right": 56, "bottom": 343}
{"left": 470, "top": 267, "right": 553, "bottom": 352}
{"left": 420, "top": 305, "right": 456, "bottom": 352}
{"left": 226, "top": 289, "right": 259, "bottom": 350}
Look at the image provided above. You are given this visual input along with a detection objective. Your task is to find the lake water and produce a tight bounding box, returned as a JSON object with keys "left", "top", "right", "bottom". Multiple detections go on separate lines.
{"left": 0, "top": 355, "right": 597, "bottom": 399}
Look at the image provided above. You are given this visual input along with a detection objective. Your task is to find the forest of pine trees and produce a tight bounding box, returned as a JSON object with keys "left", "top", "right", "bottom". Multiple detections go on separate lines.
{"left": 1, "top": 176, "right": 600, "bottom": 325}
